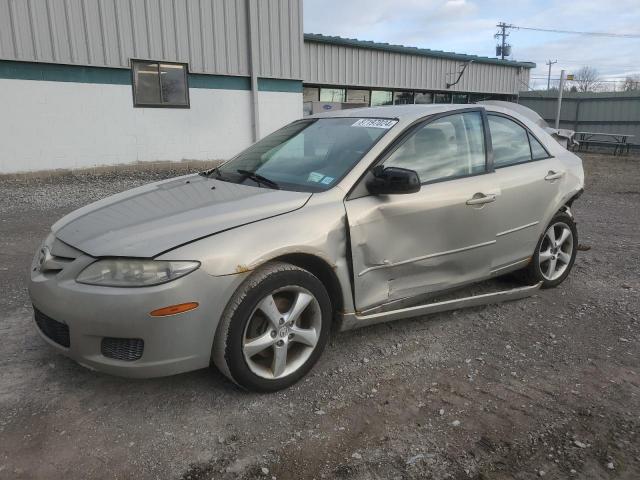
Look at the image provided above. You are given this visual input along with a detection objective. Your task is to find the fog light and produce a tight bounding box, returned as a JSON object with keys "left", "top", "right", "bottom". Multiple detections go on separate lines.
{"left": 149, "top": 302, "right": 199, "bottom": 317}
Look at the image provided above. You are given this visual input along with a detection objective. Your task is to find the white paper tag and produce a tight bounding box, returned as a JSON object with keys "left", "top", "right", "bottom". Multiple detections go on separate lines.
{"left": 351, "top": 119, "right": 397, "bottom": 129}
{"left": 307, "top": 171, "right": 324, "bottom": 183}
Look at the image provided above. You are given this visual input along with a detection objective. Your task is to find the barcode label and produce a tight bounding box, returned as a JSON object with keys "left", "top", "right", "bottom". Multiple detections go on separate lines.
{"left": 351, "top": 119, "right": 398, "bottom": 129}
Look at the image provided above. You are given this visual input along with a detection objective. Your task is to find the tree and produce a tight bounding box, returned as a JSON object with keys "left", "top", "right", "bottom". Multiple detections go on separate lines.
{"left": 622, "top": 75, "right": 640, "bottom": 92}
{"left": 572, "top": 66, "right": 600, "bottom": 92}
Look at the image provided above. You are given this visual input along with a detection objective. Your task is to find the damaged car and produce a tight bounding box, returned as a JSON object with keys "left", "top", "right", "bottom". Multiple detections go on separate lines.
{"left": 29, "top": 104, "right": 584, "bottom": 391}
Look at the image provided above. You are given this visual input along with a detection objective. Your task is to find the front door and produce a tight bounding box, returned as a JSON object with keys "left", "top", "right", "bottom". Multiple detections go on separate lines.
{"left": 345, "top": 110, "right": 500, "bottom": 312}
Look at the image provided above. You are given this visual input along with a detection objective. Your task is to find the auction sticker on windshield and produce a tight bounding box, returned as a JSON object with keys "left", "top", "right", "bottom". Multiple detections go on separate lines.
{"left": 307, "top": 172, "right": 324, "bottom": 183}
{"left": 352, "top": 119, "right": 397, "bottom": 129}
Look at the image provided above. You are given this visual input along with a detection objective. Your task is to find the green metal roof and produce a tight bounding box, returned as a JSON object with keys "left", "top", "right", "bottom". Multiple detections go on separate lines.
{"left": 304, "top": 33, "right": 536, "bottom": 69}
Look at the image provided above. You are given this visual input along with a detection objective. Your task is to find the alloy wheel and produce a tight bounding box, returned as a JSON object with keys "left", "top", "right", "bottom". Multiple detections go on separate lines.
{"left": 242, "top": 286, "right": 322, "bottom": 379}
{"left": 538, "top": 222, "right": 574, "bottom": 281}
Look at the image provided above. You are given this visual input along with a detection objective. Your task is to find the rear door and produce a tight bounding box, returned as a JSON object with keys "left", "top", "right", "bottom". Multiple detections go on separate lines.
{"left": 486, "top": 113, "right": 567, "bottom": 274}
{"left": 345, "top": 110, "right": 500, "bottom": 312}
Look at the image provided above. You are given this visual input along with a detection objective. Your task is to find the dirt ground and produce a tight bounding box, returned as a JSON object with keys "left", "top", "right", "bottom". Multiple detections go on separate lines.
{"left": 0, "top": 153, "right": 638, "bottom": 480}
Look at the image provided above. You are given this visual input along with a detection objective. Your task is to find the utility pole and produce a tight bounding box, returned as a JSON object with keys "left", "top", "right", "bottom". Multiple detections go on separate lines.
{"left": 546, "top": 59, "right": 557, "bottom": 91}
{"left": 495, "top": 22, "right": 512, "bottom": 59}
{"left": 555, "top": 70, "right": 566, "bottom": 129}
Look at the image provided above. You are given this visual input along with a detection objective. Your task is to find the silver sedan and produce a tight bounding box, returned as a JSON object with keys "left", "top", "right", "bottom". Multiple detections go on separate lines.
{"left": 29, "top": 104, "right": 584, "bottom": 391}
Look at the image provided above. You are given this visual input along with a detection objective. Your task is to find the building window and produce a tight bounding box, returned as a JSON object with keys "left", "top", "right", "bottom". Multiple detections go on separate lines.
{"left": 131, "top": 59, "right": 189, "bottom": 108}
{"left": 370, "top": 90, "right": 393, "bottom": 106}
{"left": 393, "top": 91, "right": 414, "bottom": 105}
{"left": 434, "top": 93, "right": 452, "bottom": 104}
{"left": 414, "top": 92, "right": 433, "bottom": 104}
{"left": 320, "top": 88, "right": 345, "bottom": 102}
{"left": 303, "top": 87, "right": 319, "bottom": 103}
{"left": 346, "top": 89, "right": 370, "bottom": 105}
{"left": 452, "top": 93, "right": 469, "bottom": 104}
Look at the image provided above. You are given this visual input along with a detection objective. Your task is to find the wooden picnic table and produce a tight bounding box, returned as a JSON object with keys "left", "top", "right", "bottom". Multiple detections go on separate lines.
{"left": 573, "top": 131, "right": 634, "bottom": 156}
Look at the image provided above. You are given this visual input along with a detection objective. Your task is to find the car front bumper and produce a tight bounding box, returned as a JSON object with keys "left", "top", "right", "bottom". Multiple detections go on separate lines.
{"left": 28, "top": 244, "right": 246, "bottom": 378}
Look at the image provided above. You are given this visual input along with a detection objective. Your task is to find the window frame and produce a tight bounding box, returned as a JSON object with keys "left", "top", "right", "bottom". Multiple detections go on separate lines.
{"left": 363, "top": 107, "right": 494, "bottom": 188}
{"left": 131, "top": 59, "right": 190, "bottom": 109}
{"left": 486, "top": 112, "right": 553, "bottom": 169}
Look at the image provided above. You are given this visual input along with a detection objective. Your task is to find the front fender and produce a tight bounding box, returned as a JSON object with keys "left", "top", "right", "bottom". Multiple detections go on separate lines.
{"left": 157, "top": 196, "right": 355, "bottom": 312}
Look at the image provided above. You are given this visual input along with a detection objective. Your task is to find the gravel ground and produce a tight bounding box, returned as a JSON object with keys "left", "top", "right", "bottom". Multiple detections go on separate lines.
{"left": 0, "top": 153, "right": 638, "bottom": 480}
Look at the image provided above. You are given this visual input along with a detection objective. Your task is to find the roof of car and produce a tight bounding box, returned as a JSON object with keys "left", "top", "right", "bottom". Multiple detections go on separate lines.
{"left": 309, "top": 104, "right": 471, "bottom": 122}
{"left": 308, "top": 103, "right": 552, "bottom": 132}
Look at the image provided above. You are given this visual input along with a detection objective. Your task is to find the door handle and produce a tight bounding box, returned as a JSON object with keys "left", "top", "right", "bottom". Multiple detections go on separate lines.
{"left": 544, "top": 170, "right": 565, "bottom": 181}
{"left": 466, "top": 193, "right": 496, "bottom": 206}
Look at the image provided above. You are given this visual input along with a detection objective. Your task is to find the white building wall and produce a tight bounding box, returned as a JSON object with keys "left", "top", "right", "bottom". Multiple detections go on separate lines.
{"left": 0, "top": 78, "right": 301, "bottom": 173}
{"left": 258, "top": 91, "right": 304, "bottom": 137}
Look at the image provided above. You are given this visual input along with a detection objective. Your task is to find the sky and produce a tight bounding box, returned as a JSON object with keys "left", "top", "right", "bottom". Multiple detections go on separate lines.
{"left": 303, "top": 0, "right": 640, "bottom": 89}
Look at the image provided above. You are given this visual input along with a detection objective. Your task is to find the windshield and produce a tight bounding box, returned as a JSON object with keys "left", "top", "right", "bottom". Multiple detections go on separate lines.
{"left": 213, "top": 117, "right": 397, "bottom": 192}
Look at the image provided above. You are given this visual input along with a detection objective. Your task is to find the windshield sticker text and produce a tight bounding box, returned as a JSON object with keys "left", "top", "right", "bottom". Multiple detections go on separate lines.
{"left": 307, "top": 172, "right": 324, "bottom": 183}
{"left": 352, "top": 119, "right": 398, "bottom": 129}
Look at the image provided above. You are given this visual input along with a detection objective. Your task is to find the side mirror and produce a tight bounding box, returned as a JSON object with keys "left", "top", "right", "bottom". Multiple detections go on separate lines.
{"left": 366, "top": 166, "right": 421, "bottom": 195}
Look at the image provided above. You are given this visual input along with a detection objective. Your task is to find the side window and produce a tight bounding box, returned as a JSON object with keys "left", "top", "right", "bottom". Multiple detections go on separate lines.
{"left": 488, "top": 115, "right": 532, "bottom": 167}
{"left": 384, "top": 112, "right": 486, "bottom": 183}
{"left": 528, "top": 132, "right": 550, "bottom": 160}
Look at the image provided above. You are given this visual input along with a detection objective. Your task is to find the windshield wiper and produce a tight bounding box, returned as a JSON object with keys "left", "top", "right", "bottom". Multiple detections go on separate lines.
{"left": 236, "top": 169, "right": 280, "bottom": 189}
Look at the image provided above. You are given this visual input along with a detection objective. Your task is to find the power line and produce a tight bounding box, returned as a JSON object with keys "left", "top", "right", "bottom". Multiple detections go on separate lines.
{"left": 512, "top": 25, "right": 640, "bottom": 38}
{"left": 531, "top": 77, "right": 635, "bottom": 84}
{"left": 531, "top": 75, "right": 636, "bottom": 81}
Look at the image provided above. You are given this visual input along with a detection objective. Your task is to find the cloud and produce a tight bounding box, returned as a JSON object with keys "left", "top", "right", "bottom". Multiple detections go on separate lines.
{"left": 303, "top": 0, "right": 640, "bottom": 79}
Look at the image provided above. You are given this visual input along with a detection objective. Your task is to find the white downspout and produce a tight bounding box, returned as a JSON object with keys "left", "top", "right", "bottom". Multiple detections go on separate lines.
{"left": 247, "top": 0, "right": 260, "bottom": 141}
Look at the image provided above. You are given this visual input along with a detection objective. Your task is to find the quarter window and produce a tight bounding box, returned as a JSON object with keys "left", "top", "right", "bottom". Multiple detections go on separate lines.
{"left": 529, "top": 132, "right": 550, "bottom": 159}
{"left": 487, "top": 115, "right": 532, "bottom": 167}
{"left": 132, "top": 60, "right": 189, "bottom": 108}
{"left": 384, "top": 112, "right": 486, "bottom": 183}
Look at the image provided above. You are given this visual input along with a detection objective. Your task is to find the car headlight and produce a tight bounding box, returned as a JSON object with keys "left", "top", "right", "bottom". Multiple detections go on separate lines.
{"left": 76, "top": 259, "right": 200, "bottom": 287}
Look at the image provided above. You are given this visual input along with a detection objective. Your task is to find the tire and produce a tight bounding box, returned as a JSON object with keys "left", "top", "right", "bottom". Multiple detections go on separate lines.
{"left": 516, "top": 211, "right": 578, "bottom": 288}
{"left": 212, "top": 261, "right": 332, "bottom": 392}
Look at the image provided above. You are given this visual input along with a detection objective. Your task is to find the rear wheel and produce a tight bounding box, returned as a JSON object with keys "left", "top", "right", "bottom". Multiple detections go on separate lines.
{"left": 213, "top": 262, "right": 331, "bottom": 392}
{"left": 516, "top": 211, "right": 578, "bottom": 288}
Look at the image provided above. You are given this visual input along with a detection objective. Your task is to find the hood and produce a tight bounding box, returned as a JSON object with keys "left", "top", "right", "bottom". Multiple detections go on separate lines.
{"left": 53, "top": 174, "right": 311, "bottom": 257}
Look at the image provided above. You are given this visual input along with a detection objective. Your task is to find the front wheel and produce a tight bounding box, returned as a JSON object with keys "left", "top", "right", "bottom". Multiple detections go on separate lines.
{"left": 213, "top": 262, "right": 332, "bottom": 392}
{"left": 517, "top": 211, "right": 578, "bottom": 288}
